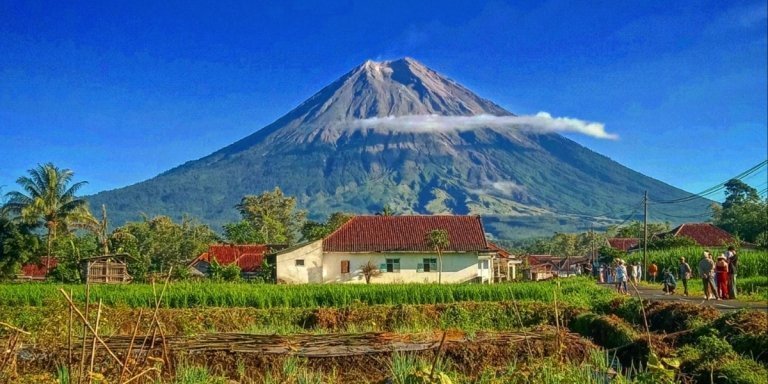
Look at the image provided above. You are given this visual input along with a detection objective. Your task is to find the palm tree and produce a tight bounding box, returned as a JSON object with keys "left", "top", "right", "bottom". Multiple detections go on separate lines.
{"left": 3, "top": 163, "right": 91, "bottom": 264}
{"left": 426, "top": 229, "right": 450, "bottom": 284}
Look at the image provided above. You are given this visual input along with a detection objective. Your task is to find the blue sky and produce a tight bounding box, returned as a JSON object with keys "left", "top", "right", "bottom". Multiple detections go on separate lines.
{"left": 1, "top": 1, "right": 766, "bottom": 201}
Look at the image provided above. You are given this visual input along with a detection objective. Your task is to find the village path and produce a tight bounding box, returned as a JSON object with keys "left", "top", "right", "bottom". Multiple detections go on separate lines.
{"left": 601, "top": 283, "right": 768, "bottom": 313}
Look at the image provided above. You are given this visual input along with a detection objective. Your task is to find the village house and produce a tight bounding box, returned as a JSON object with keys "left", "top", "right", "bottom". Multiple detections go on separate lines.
{"left": 653, "top": 223, "right": 744, "bottom": 248}
{"left": 272, "top": 215, "right": 505, "bottom": 284}
{"left": 524, "top": 255, "right": 590, "bottom": 281}
{"left": 188, "top": 244, "right": 280, "bottom": 280}
{"left": 17, "top": 256, "right": 58, "bottom": 281}
{"left": 606, "top": 238, "right": 640, "bottom": 252}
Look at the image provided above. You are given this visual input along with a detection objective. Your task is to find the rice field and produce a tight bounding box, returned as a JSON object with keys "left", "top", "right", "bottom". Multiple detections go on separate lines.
{"left": 0, "top": 277, "right": 613, "bottom": 309}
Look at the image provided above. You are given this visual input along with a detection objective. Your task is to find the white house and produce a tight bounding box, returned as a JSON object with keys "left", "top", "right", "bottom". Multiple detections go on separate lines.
{"left": 274, "top": 215, "right": 502, "bottom": 284}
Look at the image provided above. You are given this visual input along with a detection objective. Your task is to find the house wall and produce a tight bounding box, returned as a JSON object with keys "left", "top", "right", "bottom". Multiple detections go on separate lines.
{"left": 322, "top": 252, "right": 491, "bottom": 284}
{"left": 275, "top": 240, "right": 323, "bottom": 284}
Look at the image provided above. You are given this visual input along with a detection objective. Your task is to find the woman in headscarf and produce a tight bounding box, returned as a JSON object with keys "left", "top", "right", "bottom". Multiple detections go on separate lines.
{"left": 715, "top": 255, "right": 730, "bottom": 300}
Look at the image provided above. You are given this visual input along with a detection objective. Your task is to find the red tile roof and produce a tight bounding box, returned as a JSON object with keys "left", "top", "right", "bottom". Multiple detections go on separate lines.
{"left": 607, "top": 238, "right": 639, "bottom": 252}
{"left": 487, "top": 242, "right": 512, "bottom": 259}
{"left": 657, "top": 223, "right": 735, "bottom": 247}
{"left": 322, "top": 215, "right": 489, "bottom": 253}
{"left": 192, "top": 244, "right": 270, "bottom": 272}
{"left": 20, "top": 257, "right": 58, "bottom": 279}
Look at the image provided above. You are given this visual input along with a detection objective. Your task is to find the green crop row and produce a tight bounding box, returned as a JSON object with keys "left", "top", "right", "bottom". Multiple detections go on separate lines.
{"left": 0, "top": 277, "right": 614, "bottom": 309}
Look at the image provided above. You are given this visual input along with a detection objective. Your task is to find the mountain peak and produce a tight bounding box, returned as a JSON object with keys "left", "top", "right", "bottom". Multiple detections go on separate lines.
{"left": 298, "top": 57, "right": 511, "bottom": 122}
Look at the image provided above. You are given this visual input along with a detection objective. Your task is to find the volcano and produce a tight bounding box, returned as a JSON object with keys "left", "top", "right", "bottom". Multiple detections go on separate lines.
{"left": 88, "top": 58, "right": 710, "bottom": 239}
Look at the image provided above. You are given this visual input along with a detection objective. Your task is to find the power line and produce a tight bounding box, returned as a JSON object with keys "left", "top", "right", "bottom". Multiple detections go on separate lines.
{"left": 652, "top": 160, "right": 767, "bottom": 204}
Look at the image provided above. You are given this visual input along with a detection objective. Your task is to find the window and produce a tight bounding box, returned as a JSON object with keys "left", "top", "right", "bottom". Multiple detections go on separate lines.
{"left": 419, "top": 258, "right": 437, "bottom": 272}
{"left": 341, "top": 260, "right": 350, "bottom": 274}
{"left": 295, "top": 259, "right": 305, "bottom": 267}
{"left": 382, "top": 258, "right": 400, "bottom": 273}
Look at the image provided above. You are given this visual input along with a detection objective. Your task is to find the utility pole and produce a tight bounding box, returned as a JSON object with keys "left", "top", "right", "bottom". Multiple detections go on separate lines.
{"left": 643, "top": 191, "right": 648, "bottom": 281}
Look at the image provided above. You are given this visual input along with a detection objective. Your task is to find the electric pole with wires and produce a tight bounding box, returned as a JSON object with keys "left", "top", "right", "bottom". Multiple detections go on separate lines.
{"left": 643, "top": 190, "right": 648, "bottom": 281}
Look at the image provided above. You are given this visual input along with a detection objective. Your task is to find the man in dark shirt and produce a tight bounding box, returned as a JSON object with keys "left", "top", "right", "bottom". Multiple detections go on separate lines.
{"left": 726, "top": 246, "right": 738, "bottom": 299}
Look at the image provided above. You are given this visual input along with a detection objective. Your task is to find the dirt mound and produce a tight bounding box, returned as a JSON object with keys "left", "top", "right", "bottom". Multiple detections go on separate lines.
{"left": 645, "top": 301, "right": 719, "bottom": 333}
{"left": 712, "top": 310, "right": 768, "bottom": 363}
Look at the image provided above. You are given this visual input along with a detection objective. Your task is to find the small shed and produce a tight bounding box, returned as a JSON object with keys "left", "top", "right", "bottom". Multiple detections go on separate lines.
{"left": 81, "top": 254, "right": 132, "bottom": 284}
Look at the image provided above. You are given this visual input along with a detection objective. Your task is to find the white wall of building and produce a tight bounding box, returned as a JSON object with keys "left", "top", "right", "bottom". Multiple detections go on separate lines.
{"left": 275, "top": 240, "right": 323, "bottom": 284}
{"left": 322, "top": 252, "right": 492, "bottom": 284}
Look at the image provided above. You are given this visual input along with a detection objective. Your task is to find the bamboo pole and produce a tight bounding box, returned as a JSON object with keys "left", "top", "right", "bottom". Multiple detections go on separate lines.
{"left": 429, "top": 331, "right": 447, "bottom": 379}
{"left": 119, "top": 309, "right": 143, "bottom": 384}
{"left": 122, "top": 367, "right": 160, "bottom": 384}
{"left": 87, "top": 300, "right": 102, "bottom": 384}
{"left": 67, "top": 289, "right": 73, "bottom": 384}
{"left": 78, "top": 281, "right": 91, "bottom": 384}
{"left": 58, "top": 289, "right": 125, "bottom": 369}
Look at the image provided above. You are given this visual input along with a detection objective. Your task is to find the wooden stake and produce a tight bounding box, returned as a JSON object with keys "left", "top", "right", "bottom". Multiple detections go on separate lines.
{"left": 122, "top": 367, "right": 160, "bottom": 384}
{"left": 87, "top": 300, "right": 102, "bottom": 384}
{"left": 429, "top": 331, "right": 447, "bottom": 379}
{"left": 78, "top": 283, "right": 91, "bottom": 384}
{"left": 119, "top": 309, "right": 143, "bottom": 384}
{"left": 58, "top": 289, "right": 125, "bottom": 369}
{"left": 68, "top": 288, "right": 73, "bottom": 384}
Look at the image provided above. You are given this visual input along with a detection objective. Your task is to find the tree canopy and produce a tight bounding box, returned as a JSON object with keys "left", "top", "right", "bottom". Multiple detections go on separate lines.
{"left": 236, "top": 187, "right": 306, "bottom": 245}
{"left": 712, "top": 179, "right": 767, "bottom": 246}
{"left": 3, "top": 163, "right": 94, "bottom": 257}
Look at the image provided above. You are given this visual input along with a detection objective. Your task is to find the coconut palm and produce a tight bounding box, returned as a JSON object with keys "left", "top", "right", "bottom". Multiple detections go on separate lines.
{"left": 3, "top": 163, "right": 92, "bottom": 262}
{"left": 426, "top": 229, "right": 450, "bottom": 284}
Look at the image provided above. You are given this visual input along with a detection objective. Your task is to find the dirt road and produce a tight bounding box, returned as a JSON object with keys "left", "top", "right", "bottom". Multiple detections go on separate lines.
{"left": 604, "top": 283, "right": 768, "bottom": 312}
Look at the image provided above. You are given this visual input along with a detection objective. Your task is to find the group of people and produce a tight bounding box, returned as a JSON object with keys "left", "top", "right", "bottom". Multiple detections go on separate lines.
{"left": 696, "top": 246, "right": 738, "bottom": 300}
{"left": 597, "top": 245, "right": 738, "bottom": 300}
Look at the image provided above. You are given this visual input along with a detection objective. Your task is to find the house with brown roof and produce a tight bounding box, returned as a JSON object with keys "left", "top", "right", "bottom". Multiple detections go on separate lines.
{"left": 606, "top": 238, "right": 640, "bottom": 252}
{"left": 17, "top": 256, "right": 58, "bottom": 281}
{"left": 189, "top": 244, "right": 278, "bottom": 279}
{"left": 654, "top": 223, "right": 740, "bottom": 247}
{"left": 273, "top": 215, "right": 500, "bottom": 284}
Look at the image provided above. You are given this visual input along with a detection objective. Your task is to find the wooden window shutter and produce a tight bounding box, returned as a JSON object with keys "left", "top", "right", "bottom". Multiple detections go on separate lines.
{"left": 341, "top": 260, "right": 350, "bottom": 274}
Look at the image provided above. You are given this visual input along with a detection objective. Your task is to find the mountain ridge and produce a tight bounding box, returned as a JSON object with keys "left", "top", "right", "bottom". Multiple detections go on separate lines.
{"left": 88, "top": 58, "right": 711, "bottom": 239}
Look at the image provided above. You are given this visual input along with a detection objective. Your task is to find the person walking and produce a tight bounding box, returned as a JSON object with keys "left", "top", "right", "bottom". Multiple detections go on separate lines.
{"left": 679, "top": 257, "right": 692, "bottom": 296}
{"left": 630, "top": 261, "right": 639, "bottom": 285}
{"left": 715, "top": 255, "right": 730, "bottom": 300}
{"left": 648, "top": 263, "right": 658, "bottom": 283}
{"left": 726, "top": 246, "right": 738, "bottom": 299}
{"left": 615, "top": 259, "right": 628, "bottom": 295}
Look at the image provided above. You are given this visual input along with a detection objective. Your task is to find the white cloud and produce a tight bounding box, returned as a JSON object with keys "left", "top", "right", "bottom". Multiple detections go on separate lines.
{"left": 349, "top": 112, "right": 618, "bottom": 140}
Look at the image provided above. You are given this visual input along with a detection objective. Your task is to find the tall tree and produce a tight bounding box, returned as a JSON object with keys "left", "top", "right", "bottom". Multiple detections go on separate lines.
{"left": 300, "top": 212, "right": 353, "bottom": 241}
{"left": 110, "top": 215, "right": 219, "bottom": 280}
{"left": 713, "top": 179, "right": 767, "bottom": 245}
{"left": 3, "top": 163, "right": 93, "bottom": 264}
{"left": 722, "top": 179, "right": 760, "bottom": 210}
{"left": 0, "top": 215, "right": 40, "bottom": 280}
{"left": 426, "top": 229, "right": 450, "bottom": 284}
{"left": 236, "top": 187, "right": 306, "bottom": 244}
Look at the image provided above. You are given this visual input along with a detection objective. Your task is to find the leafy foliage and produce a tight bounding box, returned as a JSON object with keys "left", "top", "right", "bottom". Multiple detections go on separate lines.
{"left": 222, "top": 220, "right": 262, "bottom": 244}
{"left": 3, "top": 162, "right": 94, "bottom": 256}
{"left": 208, "top": 259, "right": 242, "bottom": 282}
{"left": 607, "top": 221, "right": 670, "bottom": 238}
{"left": 300, "top": 212, "right": 353, "bottom": 241}
{"left": 0, "top": 216, "right": 40, "bottom": 280}
{"left": 236, "top": 187, "right": 306, "bottom": 245}
{"left": 712, "top": 179, "right": 767, "bottom": 245}
{"left": 426, "top": 229, "right": 449, "bottom": 284}
{"left": 360, "top": 260, "right": 381, "bottom": 284}
{"left": 109, "top": 215, "right": 219, "bottom": 281}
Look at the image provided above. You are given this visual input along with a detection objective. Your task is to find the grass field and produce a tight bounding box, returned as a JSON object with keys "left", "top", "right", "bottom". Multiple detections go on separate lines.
{"left": 0, "top": 277, "right": 614, "bottom": 309}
